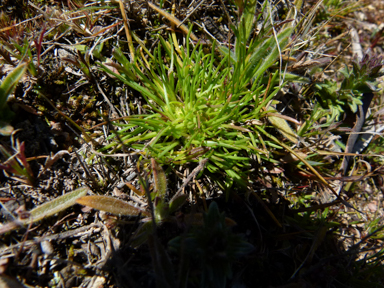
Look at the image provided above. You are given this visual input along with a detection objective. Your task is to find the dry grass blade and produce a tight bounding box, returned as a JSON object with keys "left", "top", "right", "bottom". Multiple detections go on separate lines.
{"left": 125, "top": 181, "right": 145, "bottom": 196}
{"left": 316, "top": 150, "right": 383, "bottom": 157}
{"left": 273, "top": 138, "right": 366, "bottom": 214}
{"left": 283, "top": 0, "right": 303, "bottom": 29}
{"left": 0, "top": 14, "right": 43, "bottom": 33}
{"left": 250, "top": 191, "right": 282, "bottom": 228}
{"left": 170, "top": 158, "right": 208, "bottom": 202}
{"left": 147, "top": 2, "right": 198, "bottom": 41}
{"left": 256, "top": 126, "right": 340, "bottom": 198}
{"left": 43, "top": 150, "right": 70, "bottom": 171}
{"left": 118, "top": 0, "right": 135, "bottom": 61}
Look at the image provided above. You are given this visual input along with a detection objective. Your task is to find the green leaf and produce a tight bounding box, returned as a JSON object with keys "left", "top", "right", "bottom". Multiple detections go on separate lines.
{"left": 75, "top": 45, "right": 89, "bottom": 53}
{"left": 76, "top": 195, "right": 150, "bottom": 217}
{"left": 154, "top": 199, "right": 169, "bottom": 222}
{"left": 131, "top": 221, "right": 153, "bottom": 248}
{"left": 238, "top": 0, "right": 258, "bottom": 44}
{"left": 98, "top": 62, "right": 165, "bottom": 108}
{"left": 283, "top": 72, "right": 310, "bottom": 83}
{"left": 0, "top": 62, "right": 28, "bottom": 112}
{"left": 169, "top": 194, "right": 187, "bottom": 214}
{"left": 252, "top": 27, "right": 293, "bottom": 82}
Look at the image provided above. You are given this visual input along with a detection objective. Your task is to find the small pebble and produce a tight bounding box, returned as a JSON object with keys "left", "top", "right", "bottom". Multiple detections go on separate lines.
{"left": 41, "top": 240, "right": 54, "bottom": 256}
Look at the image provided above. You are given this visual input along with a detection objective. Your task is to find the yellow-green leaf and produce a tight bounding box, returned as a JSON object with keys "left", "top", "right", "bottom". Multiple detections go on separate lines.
{"left": 0, "top": 63, "right": 28, "bottom": 109}
{"left": 268, "top": 115, "right": 298, "bottom": 144}
{"left": 26, "top": 187, "right": 89, "bottom": 224}
{"left": 76, "top": 195, "right": 150, "bottom": 217}
{"left": 169, "top": 194, "right": 187, "bottom": 214}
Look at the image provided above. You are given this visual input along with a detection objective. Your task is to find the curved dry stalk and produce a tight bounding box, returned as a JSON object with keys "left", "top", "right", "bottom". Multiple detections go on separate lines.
{"left": 147, "top": 2, "right": 198, "bottom": 41}
{"left": 118, "top": 0, "right": 135, "bottom": 62}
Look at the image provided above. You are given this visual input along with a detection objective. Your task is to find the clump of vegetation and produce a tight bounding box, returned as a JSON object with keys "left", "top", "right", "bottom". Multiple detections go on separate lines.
{"left": 98, "top": 0, "right": 307, "bottom": 193}
{"left": 314, "top": 53, "right": 383, "bottom": 121}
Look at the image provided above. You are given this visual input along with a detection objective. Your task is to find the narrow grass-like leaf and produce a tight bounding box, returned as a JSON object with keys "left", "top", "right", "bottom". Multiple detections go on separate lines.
{"left": 76, "top": 195, "right": 150, "bottom": 217}
{"left": 112, "top": 48, "right": 137, "bottom": 79}
{"left": 0, "top": 62, "right": 28, "bottom": 110}
{"left": 24, "top": 187, "right": 89, "bottom": 224}
{"left": 98, "top": 62, "right": 165, "bottom": 108}
{"left": 238, "top": 0, "right": 257, "bottom": 44}
{"left": 118, "top": 0, "right": 135, "bottom": 62}
{"left": 252, "top": 27, "right": 293, "bottom": 82}
{"left": 147, "top": 1, "right": 198, "bottom": 41}
{"left": 157, "top": 141, "right": 179, "bottom": 158}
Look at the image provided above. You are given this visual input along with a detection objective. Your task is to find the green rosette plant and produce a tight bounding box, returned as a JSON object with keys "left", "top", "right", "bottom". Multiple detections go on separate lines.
{"left": 314, "top": 53, "right": 383, "bottom": 121}
{"left": 97, "top": 0, "right": 301, "bottom": 192}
